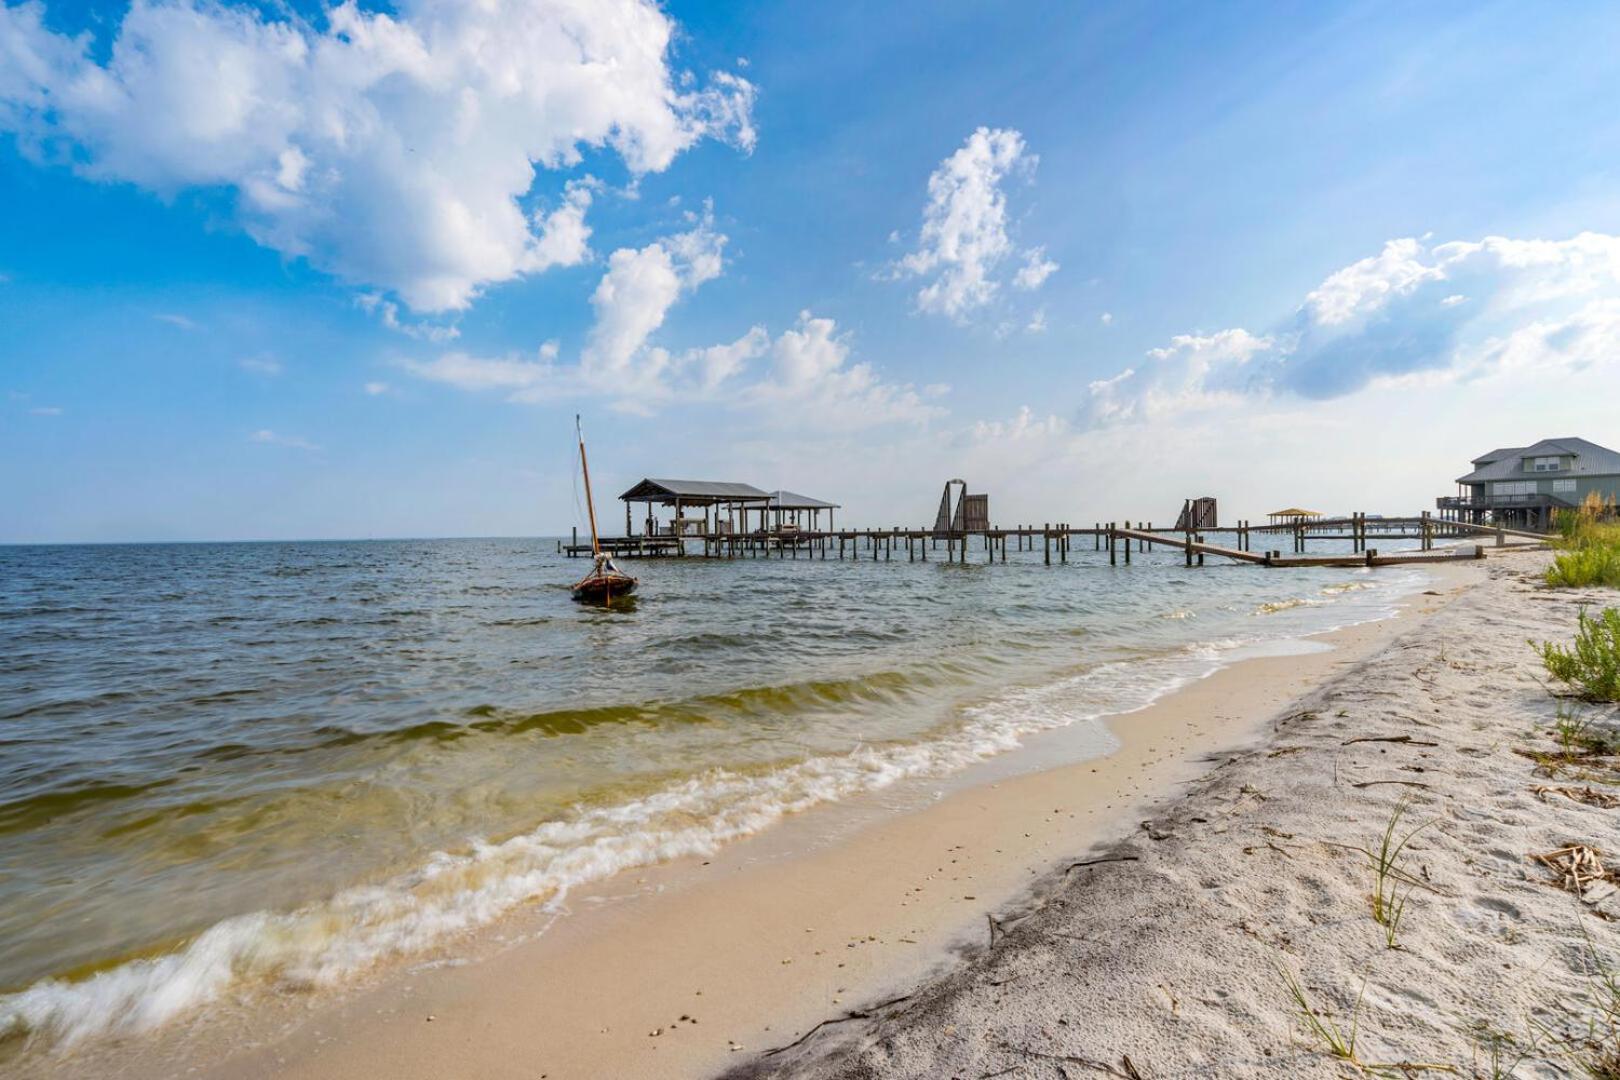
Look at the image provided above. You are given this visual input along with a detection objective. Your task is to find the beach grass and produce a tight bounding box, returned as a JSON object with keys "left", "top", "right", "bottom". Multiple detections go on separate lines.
{"left": 1360, "top": 797, "right": 1434, "bottom": 949}
{"left": 1547, "top": 497, "right": 1620, "bottom": 589}
{"left": 1536, "top": 608, "right": 1620, "bottom": 703}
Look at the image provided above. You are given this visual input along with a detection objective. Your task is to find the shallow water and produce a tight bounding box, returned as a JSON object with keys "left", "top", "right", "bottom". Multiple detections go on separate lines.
{"left": 0, "top": 536, "right": 1424, "bottom": 1048}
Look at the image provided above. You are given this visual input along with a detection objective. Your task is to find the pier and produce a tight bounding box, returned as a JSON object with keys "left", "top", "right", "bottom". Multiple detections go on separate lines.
{"left": 563, "top": 512, "right": 1551, "bottom": 569}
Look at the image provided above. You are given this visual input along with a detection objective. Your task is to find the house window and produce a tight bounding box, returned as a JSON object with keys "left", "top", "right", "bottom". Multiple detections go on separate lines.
{"left": 1553, "top": 479, "right": 1577, "bottom": 493}
{"left": 1492, "top": 480, "right": 1536, "bottom": 496}
{"left": 1530, "top": 456, "right": 1563, "bottom": 472}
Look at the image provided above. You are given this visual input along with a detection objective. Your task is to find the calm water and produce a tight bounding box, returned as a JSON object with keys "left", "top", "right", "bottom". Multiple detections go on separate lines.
{"left": 0, "top": 537, "right": 1425, "bottom": 1048}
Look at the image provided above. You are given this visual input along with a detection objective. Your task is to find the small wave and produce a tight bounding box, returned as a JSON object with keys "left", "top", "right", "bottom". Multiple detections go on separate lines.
{"left": 0, "top": 640, "right": 1230, "bottom": 1048}
{"left": 1159, "top": 609, "right": 1195, "bottom": 620}
{"left": 1253, "top": 597, "right": 1323, "bottom": 615}
{"left": 1320, "top": 581, "right": 1374, "bottom": 595}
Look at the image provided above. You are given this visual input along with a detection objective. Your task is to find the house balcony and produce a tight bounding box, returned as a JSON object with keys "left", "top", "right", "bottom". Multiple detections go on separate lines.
{"left": 1436, "top": 493, "right": 1574, "bottom": 511}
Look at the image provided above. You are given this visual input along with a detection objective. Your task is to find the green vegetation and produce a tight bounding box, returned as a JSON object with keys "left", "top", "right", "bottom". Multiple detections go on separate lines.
{"left": 1537, "top": 608, "right": 1620, "bottom": 703}
{"left": 1547, "top": 495, "right": 1620, "bottom": 589}
{"left": 1360, "top": 797, "right": 1435, "bottom": 949}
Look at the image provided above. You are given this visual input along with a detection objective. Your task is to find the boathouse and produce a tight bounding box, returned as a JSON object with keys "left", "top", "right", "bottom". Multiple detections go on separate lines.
{"left": 619, "top": 478, "right": 770, "bottom": 537}
{"left": 1437, "top": 437, "right": 1620, "bottom": 530}
{"left": 764, "top": 490, "right": 840, "bottom": 532}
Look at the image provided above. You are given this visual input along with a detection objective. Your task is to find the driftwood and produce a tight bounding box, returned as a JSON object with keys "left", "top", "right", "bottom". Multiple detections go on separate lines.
{"left": 760, "top": 992, "right": 915, "bottom": 1057}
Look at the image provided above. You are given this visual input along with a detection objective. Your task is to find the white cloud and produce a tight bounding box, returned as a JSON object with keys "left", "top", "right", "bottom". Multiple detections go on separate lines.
{"left": 238, "top": 355, "right": 282, "bottom": 376}
{"left": 356, "top": 295, "right": 460, "bottom": 343}
{"left": 29, "top": 405, "right": 62, "bottom": 416}
{"left": 1099, "top": 312, "right": 1113, "bottom": 326}
{"left": 1082, "top": 329, "right": 1274, "bottom": 427}
{"left": 1013, "top": 246, "right": 1058, "bottom": 290}
{"left": 1078, "top": 231, "right": 1620, "bottom": 428}
{"left": 893, "top": 127, "right": 1051, "bottom": 320}
{"left": 969, "top": 405, "right": 1066, "bottom": 443}
{"left": 153, "top": 312, "right": 198, "bottom": 331}
{"left": 248, "top": 428, "right": 319, "bottom": 451}
{"left": 363, "top": 381, "right": 392, "bottom": 396}
{"left": 579, "top": 207, "right": 725, "bottom": 395}
{"left": 746, "top": 311, "right": 943, "bottom": 429}
{"left": 0, "top": 0, "right": 755, "bottom": 312}
{"left": 1026, "top": 308, "right": 1047, "bottom": 334}
{"left": 405, "top": 349, "right": 557, "bottom": 394}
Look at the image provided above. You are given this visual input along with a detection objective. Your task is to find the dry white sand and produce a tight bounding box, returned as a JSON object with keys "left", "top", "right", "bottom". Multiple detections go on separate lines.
{"left": 736, "top": 550, "right": 1620, "bottom": 1079}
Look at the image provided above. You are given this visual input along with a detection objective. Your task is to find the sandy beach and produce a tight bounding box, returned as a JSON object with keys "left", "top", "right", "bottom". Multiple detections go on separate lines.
{"left": 734, "top": 548, "right": 1620, "bottom": 1078}
{"left": 20, "top": 551, "right": 1566, "bottom": 1080}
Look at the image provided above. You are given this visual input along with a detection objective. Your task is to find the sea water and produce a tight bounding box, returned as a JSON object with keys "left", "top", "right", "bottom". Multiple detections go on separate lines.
{"left": 0, "top": 537, "right": 1423, "bottom": 1051}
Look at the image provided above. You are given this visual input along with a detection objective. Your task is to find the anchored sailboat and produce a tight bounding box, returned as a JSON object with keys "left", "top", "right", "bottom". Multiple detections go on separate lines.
{"left": 571, "top": 415, "right": 638, "bottom": 604}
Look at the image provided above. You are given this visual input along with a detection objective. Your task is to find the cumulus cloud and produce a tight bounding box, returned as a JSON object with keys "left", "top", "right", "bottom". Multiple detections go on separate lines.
{"left": 1078, "top": 231, "right": 1620, "bottom": 427}
{"left": 0, "top": 0, "right": 754, "bottom": 312}
{"left": 744, "top": 312, "right": 943, "bottom": 429}
{"left": 892, "top": 127, "right": 1055, "bottom": 320}
{"left": 578, "top": 205, "right": 726, "bottom": 395}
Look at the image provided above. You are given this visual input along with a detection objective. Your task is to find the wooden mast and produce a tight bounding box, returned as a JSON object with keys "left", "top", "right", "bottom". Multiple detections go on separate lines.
{"left": 576, "top": 414, "right": 601, "bottom": 556}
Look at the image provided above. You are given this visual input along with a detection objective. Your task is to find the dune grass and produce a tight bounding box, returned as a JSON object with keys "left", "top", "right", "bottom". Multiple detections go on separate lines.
{"left": 1547, "top": 496, "right": 1620, "bottom": 589}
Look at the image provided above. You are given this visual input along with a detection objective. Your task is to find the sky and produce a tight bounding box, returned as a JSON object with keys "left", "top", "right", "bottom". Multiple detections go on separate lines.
{"left": 4, "top": 0, "right": 1620, "bottom": 542}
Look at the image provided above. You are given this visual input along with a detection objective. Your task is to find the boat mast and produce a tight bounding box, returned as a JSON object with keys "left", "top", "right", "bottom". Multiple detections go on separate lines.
{"left": 576, "top": 414, "right": 602, "bottom": 556}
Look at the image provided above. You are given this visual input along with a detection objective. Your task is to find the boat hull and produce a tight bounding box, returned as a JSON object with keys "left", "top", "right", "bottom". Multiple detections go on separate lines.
{"left": 571, "top": 572, "right": 638, "bottom": 604}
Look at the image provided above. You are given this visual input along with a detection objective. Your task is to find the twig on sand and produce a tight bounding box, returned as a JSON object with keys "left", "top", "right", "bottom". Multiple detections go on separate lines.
{"left": 760, "top": 992, "right": 915, "bottom": 1057}
{"left": 1351, "top": 779, "right": 1432, "bottom": 790}
{"left": 1065, "top": 855, "right": 1140, "bottom": 873}
{"left": 1342, "top": 735, "right": 1439, "bottom": 747}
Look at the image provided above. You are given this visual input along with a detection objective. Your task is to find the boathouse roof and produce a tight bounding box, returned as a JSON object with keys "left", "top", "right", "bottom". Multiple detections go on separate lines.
{"left": 766, "top": 490, "right": 840, "bottom": 510}
{"left": 619, "top": 478, "right": 771, "bottom": 504}
{"left": 1267, "top": 507, "right": 1322, "bottom": 518}
{"left": 1456, "top": 437, "right": 1620, "bottom": 484}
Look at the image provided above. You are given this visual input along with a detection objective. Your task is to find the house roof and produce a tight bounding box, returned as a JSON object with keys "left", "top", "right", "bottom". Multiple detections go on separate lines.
{"left": 618, "top": 478, "right": 771, "bottom": 503}
{"left": 1456, "top": 437, "right": 1620, "bottom": 484}
{"left": 1268, "top": 507, "right": 1322, "bottom": 518}
{"left": 765, "top": 490, "right": 840, "bottom": 510}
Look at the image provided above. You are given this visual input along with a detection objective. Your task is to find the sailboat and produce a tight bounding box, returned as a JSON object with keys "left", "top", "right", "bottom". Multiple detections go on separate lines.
{"left": 570, "top": 415, "right": 638, "bottom": 604}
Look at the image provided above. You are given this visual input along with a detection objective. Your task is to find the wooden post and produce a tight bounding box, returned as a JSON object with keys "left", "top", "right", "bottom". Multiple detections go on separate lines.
{"left": 1123, "top": 520, "right": 1131, "bottom": 564}
{"left": 1044, "top": 523, "right": 1051, "bottom": 566}
{"left": 1108, "top": 523, "right": 1116, "bottom": 566}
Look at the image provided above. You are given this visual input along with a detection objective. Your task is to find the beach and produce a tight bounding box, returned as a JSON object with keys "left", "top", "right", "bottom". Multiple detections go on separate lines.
{"left": 11, "top": 545, "right": 1586, "bottom": 1079}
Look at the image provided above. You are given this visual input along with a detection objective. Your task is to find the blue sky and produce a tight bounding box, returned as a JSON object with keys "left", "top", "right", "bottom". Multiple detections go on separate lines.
{"left": 4, "top": 0, "right": 1620, "bottom": 542}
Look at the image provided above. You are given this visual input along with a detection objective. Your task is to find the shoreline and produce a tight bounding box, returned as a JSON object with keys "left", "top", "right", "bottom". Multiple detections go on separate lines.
{"left": 24, "top": 559, "right": 1486, "bottom": 1080}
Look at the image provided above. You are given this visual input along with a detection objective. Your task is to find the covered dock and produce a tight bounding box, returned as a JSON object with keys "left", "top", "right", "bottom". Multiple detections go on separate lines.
{"left": 619, "top": 478, "right": 770, "bottom": 537}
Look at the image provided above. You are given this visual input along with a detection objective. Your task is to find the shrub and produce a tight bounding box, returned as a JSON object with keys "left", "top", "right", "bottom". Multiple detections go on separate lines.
{"left": 1538, "top": 608, "right": 1620, "bottom": 702}
{"left": 1548, "top": 547, "right": 1620, "bottom": 589}
{"left": 1548, "top": 495, "right": 1620, "bottom": 589}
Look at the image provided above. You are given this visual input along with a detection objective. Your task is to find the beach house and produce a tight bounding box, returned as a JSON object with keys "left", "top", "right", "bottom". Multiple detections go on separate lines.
{"left": 1436, "top": 437, "right": 1620, "bottom": 530}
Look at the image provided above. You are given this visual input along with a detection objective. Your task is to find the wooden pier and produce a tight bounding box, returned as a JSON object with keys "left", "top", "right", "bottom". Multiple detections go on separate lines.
{"left": 561, "top": 512, "right": 1550, "bottom": 570}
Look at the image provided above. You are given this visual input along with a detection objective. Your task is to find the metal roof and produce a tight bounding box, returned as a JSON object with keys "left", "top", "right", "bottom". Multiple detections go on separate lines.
{"left": 765, "top": 489, "right": 840, "bottom": 510}
{"left": 1267, "top": 507, "right": 1322, "bottom": 518}
{"left": 1456, "top": 437, "right": 1620, "bottom": 484}
{"left": 618, "top": 478, "right": 771, "bottom": 503}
